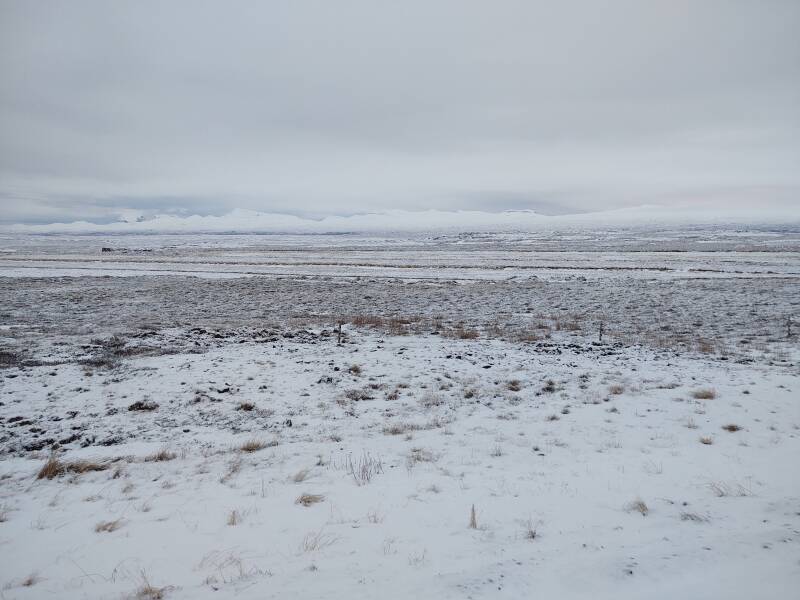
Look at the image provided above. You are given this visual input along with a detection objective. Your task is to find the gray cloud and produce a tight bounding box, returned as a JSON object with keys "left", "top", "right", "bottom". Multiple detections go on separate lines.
{"left": 1, "top": 0, "right": 798, "bottom": 223}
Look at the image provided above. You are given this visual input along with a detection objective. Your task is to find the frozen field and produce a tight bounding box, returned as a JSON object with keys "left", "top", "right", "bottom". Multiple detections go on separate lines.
{"left": 0, "top": 227, "right": 799, "bottom": 599}
{"left": 1, "top": 227, "right": 800, "bottom": 280}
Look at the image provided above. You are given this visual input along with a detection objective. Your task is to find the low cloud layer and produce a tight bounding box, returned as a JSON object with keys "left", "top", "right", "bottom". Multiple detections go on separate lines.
{"left": 1, "top": 1, "right": 798, "bottom": 224}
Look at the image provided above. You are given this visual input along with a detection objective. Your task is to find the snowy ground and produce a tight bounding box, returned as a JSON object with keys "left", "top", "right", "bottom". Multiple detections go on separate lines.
{"left": 0, "top": 229, "right": 799, "bottom": 599}
{"left": 1, "top": 227, "right": 800, "bottom": 280}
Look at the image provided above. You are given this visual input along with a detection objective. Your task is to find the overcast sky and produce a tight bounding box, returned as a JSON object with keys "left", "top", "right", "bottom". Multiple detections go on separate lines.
{"left": 1, "top": 0, "right": 798, "bottom": 223}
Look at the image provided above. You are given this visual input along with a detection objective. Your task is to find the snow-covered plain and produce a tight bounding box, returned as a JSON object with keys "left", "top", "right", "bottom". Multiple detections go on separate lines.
{"left": 0, "top": 227, "right": 798, "bottom": 599}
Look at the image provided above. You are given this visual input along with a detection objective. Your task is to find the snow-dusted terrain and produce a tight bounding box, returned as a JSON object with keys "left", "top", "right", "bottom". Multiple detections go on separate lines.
{"left": 0, "top": 227, "right": 798, "bottom": 599}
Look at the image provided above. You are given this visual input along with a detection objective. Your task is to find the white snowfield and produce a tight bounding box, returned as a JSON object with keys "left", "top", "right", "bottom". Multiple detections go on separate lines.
{"left": 1, "top": 249, "right": 797, "bottom": 280}
{"left": 0, "top": 333, "right": 798, "bottom": 599}
{"left": 0, "top": 227, "right": 798, "bottom": 599}
{"left": 1, "top": 224, "right": 799, "bottom": 281}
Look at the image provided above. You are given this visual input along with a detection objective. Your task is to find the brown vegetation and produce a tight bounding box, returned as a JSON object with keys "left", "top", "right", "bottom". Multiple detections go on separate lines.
{"left": 37, "top": 456, "right": 109, "bottom": 480}
{"left": 95, "top": 518, "right": 123, "bottom": 533}
{"left": 238, "top": 439, "right": 273, "bottom": 453}
{"left": 145, "top": 448, "right": 177, "bottom": 462}
{"left": 296, "top": 493, "right": 325, "bottom": 507}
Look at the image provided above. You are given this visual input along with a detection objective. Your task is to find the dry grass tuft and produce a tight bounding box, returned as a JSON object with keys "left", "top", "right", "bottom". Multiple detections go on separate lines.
{"left": 692, "top": 388, "right": 717, "bottom": 400}
{"left": 680, "top": 512, "right": 709, "bottom": 522}
{"left": 721, "top": 424, "right": 742, "bottom": 432}
{"left": 95, "top": 518, "right": 123, "bottom": 533}
{"left": 226, "top": 510, "right": 242, "bottom": 526}
{"left": 350, "top": 315, "right": 385, "bottom": 327}
{"left": 292, "top": 468, "right": 311, "bottom": 483}
{"left": 468, "top": 504, "right": 478, "bottom": 529}
{"left": 344, "top": 388, "right": 374, "bottom": 401}
{"left": 348, "top": 364, "right": 362, "bottom": 375}
{"left": 238, "top": 439, "right": 270, "bottom": 453}
{"left": 36, "top": 456, "right": 63, "bottom": 480}
{"left": 708, "top": 481, "right": 751, "bottom": 497}
{"left": 296, "top": 493, "right": 325, "bottom": 507}
{"left": 523, "top": 519, "right": 538, "bottom": 540}
{"left": 625, "top": 498, "right": 649, "bottom": 516}
{"left": 236, "top": 401, "right": 256, "bottom": 411}
{"left": 367, "top": 508, "right": 385, "bottom": 522}
{"left": 134, "top": 571, "right": 170, "bottom": 600}
{"left": 506, "top": 380, "right": 522, "bottom": 392}
{"left": 36, "top": 456, "right": 109, "bottom": 480}
{"left": 608, "top": 384, "right": 625, "bottom": 395}
{"left": 699, "top": 436, "right": 714, "bottom": 445}
{"left": 383, "top": 422, "right": 421, "bottom": 436}
{"left": 407, "top": 447, "right": 437, "bottom": 466}
{"left": 69, "top": 460, "right": 110, "bottom": 474}
{"left": 135, "top": 585, "right": 167, "bottom": 600}
{"left": 300, "top": 528, "right": 338, "bottom": 552}
{"left": 218, "top": 456, "right": 243, "bottom": 484}
{"left": 348, "top": 452, "right": 384, "bottom": 485}
{"left": 419, "top": 392, "right": 444, "bottom": 408}
{"left": 696, "top": 339, "right": 715, "bottom": 354}
{"left": 145, "top": 448, "right": 177, "bottom": 462}
{"left": 453, "top": 326, "right": 479, "bottom": 340}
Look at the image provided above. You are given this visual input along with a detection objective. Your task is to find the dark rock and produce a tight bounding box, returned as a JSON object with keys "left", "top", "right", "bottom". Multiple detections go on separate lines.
{"left": 23, "top": 438, "right": 55, "bottom": 451}
{"left": 128, "top": 400, "right": 158, "bottom": 411}
{"left": 99, "top": 435, "right": 123, "bottom": 446}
